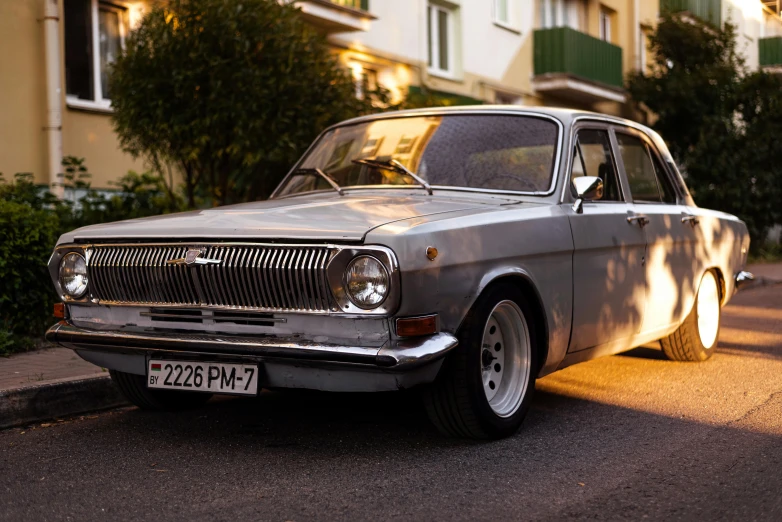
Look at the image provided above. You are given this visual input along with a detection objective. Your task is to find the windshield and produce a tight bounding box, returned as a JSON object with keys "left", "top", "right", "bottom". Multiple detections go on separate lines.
{"left": 275, "top": 114, "right": 559, "bottom": 197}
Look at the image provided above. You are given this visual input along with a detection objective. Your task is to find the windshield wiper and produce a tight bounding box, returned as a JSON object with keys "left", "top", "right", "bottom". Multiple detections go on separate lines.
{"left": 292, "top": 168, "right": 344, "bottom": 196}
{"left": 352, "top": 158, "right": 433, "bottom": 195}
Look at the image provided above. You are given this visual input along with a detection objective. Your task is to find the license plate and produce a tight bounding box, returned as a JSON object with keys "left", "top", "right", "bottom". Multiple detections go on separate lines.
{"left": 147, "top": 360, "right": 259, "bottom": 396}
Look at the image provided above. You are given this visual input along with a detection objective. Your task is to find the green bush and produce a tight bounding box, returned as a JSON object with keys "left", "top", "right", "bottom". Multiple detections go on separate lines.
{"left": 0, "top": 160, "right": 182, "bottom": 355}
{"left": 627, "top": 14, "right": 782, "bottom": 248}
{"left": 0, "top": 175, "right": 62, "bottom": 355}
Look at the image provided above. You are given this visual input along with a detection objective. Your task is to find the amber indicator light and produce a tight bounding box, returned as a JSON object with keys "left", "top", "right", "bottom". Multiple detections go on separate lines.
{"left": 396, "top": 315, "right": 437, "bottom": 337}
{"left": 53, "top": 303, "right": 65, "bottom": 319}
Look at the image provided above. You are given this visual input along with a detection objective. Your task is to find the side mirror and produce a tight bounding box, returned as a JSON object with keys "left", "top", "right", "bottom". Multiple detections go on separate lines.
{"left": 572, "top": 176, "right": 604, "bottom": 214}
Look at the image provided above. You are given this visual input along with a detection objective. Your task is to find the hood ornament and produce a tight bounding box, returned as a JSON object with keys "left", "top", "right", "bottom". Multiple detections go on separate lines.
{"left": 166, "top": 249, "right": 222, "bottom": 266}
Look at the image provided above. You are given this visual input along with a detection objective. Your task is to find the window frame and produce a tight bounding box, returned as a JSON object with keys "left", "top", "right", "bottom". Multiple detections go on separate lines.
{"left": 272, "top": 111, "right": 566, "bottom": 199}
{"left": 493, "top": 0, "right": 519, "bottom": 32}
{"left": 568, "top": 125, "right": 626, "bottom": 204}
{"left": 427, "top": 2, "right": 457, "bottom": 77}
{"left": 599, "top": 6, "right": 612, "bottom": 42}
{"left": 65, "top": 0, "right": 128, "bottom": 112}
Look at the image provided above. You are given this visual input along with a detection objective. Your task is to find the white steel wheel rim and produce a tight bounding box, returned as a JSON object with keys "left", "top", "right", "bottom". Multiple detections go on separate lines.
{"left": 697, "top": 271, "right": 720, "bottom": 349}
{"left": 480, "top": 300, "right": 531, "bottom": 418}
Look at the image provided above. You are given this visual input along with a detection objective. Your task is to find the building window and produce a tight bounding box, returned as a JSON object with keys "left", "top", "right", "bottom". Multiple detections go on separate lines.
{"left": 494, "top": 0, "right": 510, "bottom": 25}
{"left": 64, "top": 0, "right": 127, "bottom": 109}
{"left": 539, "top": 0, "right": 584, "bottom": 31}
{"left": 351, "top": 63, "right": 378, "bottom": 100}
{"left": 599, "top": 6, "right": 613, "bottom": 42}
{"left": 427, "top": 3, "right": 455, "bottom": 75}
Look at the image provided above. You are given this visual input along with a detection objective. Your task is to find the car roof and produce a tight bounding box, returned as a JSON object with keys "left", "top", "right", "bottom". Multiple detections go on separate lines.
{"left": 334, "top": 105, "right": 645, "bottom": 130}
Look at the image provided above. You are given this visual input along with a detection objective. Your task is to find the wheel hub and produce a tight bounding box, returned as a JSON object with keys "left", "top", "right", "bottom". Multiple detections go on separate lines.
{"left": 480, "top": 300, "right": 531, "bottom": 418}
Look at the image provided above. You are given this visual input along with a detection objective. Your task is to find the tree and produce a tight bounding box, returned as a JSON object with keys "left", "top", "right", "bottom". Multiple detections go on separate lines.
{"left": 627, "top": 13, "right": 782, "bottom": 246}
{"left": 110, "top": 0, "right": 372, "bottom": 206}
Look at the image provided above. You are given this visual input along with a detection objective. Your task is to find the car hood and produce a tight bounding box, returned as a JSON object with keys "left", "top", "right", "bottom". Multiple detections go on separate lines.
{"left": 57, "top": 192, "right": 511, "bottom": 244}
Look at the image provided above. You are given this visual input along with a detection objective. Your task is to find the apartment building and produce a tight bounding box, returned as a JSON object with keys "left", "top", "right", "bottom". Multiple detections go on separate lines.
{"left": 2, "top": 0, "right": 782, "bottom": 191}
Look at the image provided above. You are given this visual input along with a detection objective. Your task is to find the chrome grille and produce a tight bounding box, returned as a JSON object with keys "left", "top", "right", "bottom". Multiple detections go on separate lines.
{"left": 87, "top": 245, "right": 333, "bottom": 312}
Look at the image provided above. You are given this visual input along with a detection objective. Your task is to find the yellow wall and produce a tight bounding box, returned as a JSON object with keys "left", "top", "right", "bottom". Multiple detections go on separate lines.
{"left": 0, "top": 0, "right": 149, "bottom": 189}
{"left": 0, "top": 0, "right": 48, "bottom": 181}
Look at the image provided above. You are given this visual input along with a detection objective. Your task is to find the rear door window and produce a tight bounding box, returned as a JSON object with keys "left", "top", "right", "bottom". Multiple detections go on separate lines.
{"left": 615, "top": 133, "right": 662, "bottom": 203}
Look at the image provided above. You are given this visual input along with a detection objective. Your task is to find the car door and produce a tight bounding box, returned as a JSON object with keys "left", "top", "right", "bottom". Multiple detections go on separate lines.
{"left": 613, "top": 128, "right": 700, "bottom": 335}
{"left": 566, "top": 125, "right": 647, "bottom": 353}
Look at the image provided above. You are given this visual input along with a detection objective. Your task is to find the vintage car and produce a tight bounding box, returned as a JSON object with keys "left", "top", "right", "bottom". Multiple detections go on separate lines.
{"left": 46, "top": 107, "right": 753, "bottom": 439}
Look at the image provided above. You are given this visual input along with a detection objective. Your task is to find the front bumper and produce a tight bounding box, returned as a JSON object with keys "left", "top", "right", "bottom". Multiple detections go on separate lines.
{"left": 46, "top": 322, "right": 458, "bottom": 388}
{"left": 734, "top": 271, "right": 755, "bottom": 292}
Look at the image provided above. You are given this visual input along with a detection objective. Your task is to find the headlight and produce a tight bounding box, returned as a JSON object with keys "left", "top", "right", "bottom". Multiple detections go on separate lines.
{"left": 344, "top": 256, "right": 389, "bottom": 309}
{"left": 59, "top": 252, "right": 88, "bottom": 298}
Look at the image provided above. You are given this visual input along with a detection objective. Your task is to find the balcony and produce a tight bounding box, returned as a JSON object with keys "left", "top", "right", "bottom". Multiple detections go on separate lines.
{"left": 660, "top": 0, "right": 722, "bottom": 27}
{"left": 532, "top": 27, "right": 625, "bottom": 104}
{"left": 760, "top": 36, "right": 782, "bottom": 71}
{"left": 294, "top": 0, "right": 375, "bottom": 34}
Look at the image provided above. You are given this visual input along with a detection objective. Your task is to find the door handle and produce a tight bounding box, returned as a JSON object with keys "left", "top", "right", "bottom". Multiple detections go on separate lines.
{"left": 626, "top": 214, "right": 650, "bottom": 228}
{"left": 681, "top": 214, "right": 700, "bottom": 226}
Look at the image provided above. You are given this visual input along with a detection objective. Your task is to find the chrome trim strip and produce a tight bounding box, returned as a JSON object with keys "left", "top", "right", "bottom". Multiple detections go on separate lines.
{"left": 85, "top": 244, "right": 334, "bottom": 313}
{"left": 734, "top": 271, "right": 755, "bottom": 291}
{"left": 46, "top": 323, "right": 458, "bottom": 370}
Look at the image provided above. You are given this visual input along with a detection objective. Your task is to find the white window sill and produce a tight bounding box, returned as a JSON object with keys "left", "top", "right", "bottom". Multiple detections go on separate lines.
{"left": 427, "top": 69, "right": 462, "bottom": 82}
{"left": 66, "top": 97, "right": 114, "bottom": 114}
{"left": 493, "top": 20, "right": 521, "bottom": 34}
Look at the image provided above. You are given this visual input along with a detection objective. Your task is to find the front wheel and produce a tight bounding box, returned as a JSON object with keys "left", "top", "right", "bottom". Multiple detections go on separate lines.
{"left": 661, "top": 270, "right": 721, "bottom": 362}
{"left": 110, "top": 370, "right": 213, "bottom": 411}
{"left": 423, "top": 285, "right": 537, "bottom": 439}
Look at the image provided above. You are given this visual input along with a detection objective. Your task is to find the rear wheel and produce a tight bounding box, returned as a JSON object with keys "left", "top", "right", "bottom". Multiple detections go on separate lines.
{"left": 423, "top": 284, "right": 537, "bottom": 439}
{"left": 661, "top": 270, "right": 721, "bottom": 362}
{"left": 109, "top": 370, "right": 213, "bottom": 411}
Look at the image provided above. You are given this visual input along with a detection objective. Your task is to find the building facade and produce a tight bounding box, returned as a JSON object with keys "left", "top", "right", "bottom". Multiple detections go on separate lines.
{"left": 1, "top": 0, "right": 781, "bottom": 191}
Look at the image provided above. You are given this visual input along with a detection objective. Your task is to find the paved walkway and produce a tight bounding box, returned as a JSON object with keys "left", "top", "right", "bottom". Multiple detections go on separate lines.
{"left": 1, "top": 262, "right": 779, "bottom": 392}
{"left": 0, "top": 346, "right": 104, "bottom": 391}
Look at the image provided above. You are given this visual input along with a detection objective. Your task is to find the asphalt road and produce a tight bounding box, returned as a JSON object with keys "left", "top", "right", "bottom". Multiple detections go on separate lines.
{"left": 2, "top": 283, "right": 781, "bottom": 521}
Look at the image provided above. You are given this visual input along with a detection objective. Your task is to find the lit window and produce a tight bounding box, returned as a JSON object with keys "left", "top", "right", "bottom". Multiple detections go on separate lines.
{"left": 64, "top": 0, "right": 127, "bottom": 108}
{"left": 352, "top": 65, "right": 378, "bottom": 100}
{"left": 427, "top": 3, "right": 455, "bottom": 75}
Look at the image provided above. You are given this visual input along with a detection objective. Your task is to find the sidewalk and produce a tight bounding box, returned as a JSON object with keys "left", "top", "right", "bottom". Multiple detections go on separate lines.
{"left": 0, "top": 346, "right": 127, "bottom": 429}
{"left": 0, "top": 346, "right": 104, "bottom": 390}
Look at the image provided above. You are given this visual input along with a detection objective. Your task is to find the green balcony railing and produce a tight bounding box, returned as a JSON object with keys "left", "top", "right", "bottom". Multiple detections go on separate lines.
{"left": 330, "top": 0, "right": 369, "bottom": 11}
{"left": 533, "top": 27, "right": 623, "bottom": 89}
{"left": 760, "top": 37, "right": 782, "bottom": 67}
{"left": 660, "top": 0, "right": 722, "bottom": 27}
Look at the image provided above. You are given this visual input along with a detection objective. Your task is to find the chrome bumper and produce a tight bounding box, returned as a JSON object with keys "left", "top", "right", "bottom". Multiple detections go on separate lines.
{"left": 735, "top": 271, "right": 755, "bottom": 291}
{"left": 45, "top": 322, "right": 458, "bottom": 371}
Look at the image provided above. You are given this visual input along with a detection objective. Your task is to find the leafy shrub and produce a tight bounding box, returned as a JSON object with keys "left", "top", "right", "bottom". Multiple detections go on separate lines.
{"left": 0, "top": 175, "right": 62, "bottom": 354}
{"left": 0, "top": 159, "right": 182, "bottom": 355}
{"left": 627, "top": 14, "right": 782, "bottom": 248}
{"left": 110, "top": 0, "right": 373, "bottom": 207}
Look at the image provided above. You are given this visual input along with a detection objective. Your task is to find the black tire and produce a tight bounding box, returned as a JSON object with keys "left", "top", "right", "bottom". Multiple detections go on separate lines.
{"left": 109, "top": 370, "right": 213, "bottom": 411}
{"left": 423, "top": 284, "right": 538, "bottom": 439}
{"left": 661, "top": 270, "right": 721, "bottom": 362}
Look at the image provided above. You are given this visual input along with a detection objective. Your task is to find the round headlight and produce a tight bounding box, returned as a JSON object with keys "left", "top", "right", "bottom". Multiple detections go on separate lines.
{"left": 59, "top": 252, "right": 88, "bottom": 298}
{"left": 345, "top": 256, "right": 389, "bottom": 309}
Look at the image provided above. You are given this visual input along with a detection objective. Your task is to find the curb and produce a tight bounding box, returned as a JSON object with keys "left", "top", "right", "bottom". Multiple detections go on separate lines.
{"left": 0, "top": 374, "right": 128, "bottom": 429}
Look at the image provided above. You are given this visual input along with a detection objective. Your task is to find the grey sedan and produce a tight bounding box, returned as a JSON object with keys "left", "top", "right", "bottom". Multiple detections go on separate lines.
{"left": 46, "top": 107, "right": 752, "bottom": 439}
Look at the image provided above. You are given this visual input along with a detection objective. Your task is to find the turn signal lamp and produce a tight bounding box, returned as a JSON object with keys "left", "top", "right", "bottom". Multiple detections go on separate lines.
{"left": 53, "top": 303, "right": 65, "bottom": 319}
{"left": 396, "top": 315, "right": 437, "bottom": 337}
